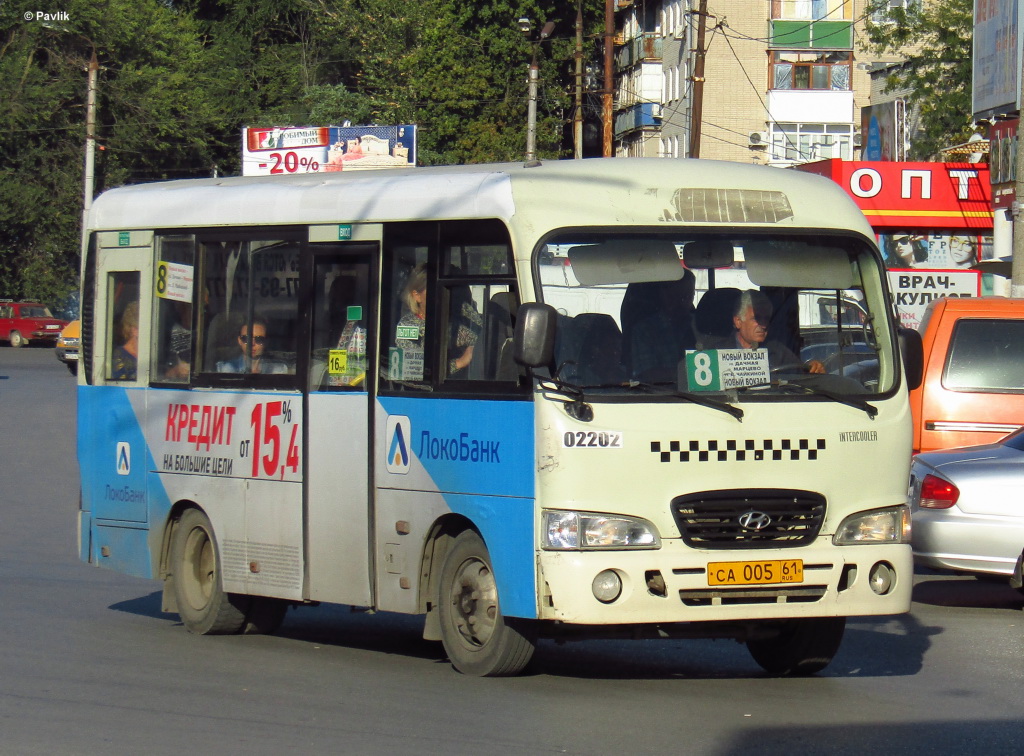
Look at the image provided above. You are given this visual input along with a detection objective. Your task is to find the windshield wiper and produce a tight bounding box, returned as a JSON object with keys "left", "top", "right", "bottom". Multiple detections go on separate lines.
{"left": 628, "top": 381, "right": 744, "bottom": 421}
{"left": 769, "top": 380, "right": 878, "bottom": 418}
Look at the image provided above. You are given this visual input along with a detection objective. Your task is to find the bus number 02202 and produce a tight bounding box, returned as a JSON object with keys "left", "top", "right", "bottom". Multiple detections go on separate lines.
{"left": 563, "top": 431, "right": 623, "bottom": 449}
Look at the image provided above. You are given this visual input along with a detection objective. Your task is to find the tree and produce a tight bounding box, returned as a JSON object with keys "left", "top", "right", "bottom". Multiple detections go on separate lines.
{"left": 864, "top": 0, "right": 974, "bottom": 160}
{"left": 0, "top": 0, "right": 609, "bottom": 301}
{"left": 0, "top": 0, "right": 227, "bottom": 301}
{"left": 297, "top": 0, "right": 605, "bottom": 165}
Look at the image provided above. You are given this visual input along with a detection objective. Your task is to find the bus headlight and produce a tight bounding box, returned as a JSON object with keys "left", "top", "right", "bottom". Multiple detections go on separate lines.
{"left": 543, "top": 511, "right": 660, "bottom": 550}
{"left": 833, "top": 506, "right": 911, "bottom": 545}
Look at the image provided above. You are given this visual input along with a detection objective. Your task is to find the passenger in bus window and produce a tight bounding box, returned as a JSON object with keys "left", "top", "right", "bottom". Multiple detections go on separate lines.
{"left": 217, "top": 317, "right": 288, "bottom": 374}
{"left": 110, "top": 301, "right": 139, "bottom": 381}
{"left": 391, "top": 265, "right": 427, "bottom": 381}
{"left": 714, "top": 290, "right": 824, "bottom": 374}
{"left": 446, "top": 285, "right": 482, "bottom": 377}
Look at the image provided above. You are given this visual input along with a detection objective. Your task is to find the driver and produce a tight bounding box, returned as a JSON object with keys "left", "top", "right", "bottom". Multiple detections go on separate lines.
{"left": 717, "top": 290, "right": 824, "bottom": 374}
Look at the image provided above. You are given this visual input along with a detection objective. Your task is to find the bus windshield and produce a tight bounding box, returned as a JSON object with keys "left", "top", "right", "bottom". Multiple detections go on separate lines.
{"left": 537, "top": 232, "right": 894, "bottom": 398}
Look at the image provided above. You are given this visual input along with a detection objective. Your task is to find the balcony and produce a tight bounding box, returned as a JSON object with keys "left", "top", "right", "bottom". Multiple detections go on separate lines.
{"left": 614, "top": 102, "right": 662, "bottom": 138}
{"left": 616, "top": 32, "right": 663, "bottom": 71}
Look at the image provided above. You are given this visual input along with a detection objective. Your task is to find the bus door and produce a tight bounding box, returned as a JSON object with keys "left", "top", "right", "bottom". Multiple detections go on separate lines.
{"left": 82, "top": 232, "right": 153, "bottom": 569}
{"left": 303, "top": 236, "right": 379, "bottom": 605}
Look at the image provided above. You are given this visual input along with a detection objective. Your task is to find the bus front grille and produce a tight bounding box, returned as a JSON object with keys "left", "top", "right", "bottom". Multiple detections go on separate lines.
{"left": 671, "top": 489, "right": 826, "bottom": 549}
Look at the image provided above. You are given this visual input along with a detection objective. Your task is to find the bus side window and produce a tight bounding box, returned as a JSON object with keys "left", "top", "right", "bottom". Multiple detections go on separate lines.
{"left": 441, "top": 284, "right": 520, "bottom": 382}
{"left": 310, "top": 259, "right": 371, "bottom": 391}
{"left": 153, "top": 235, "right": 195, "bottom": 383}
{"left": 437, "top": 220, "right": 519, "bottom": 385}
{"left": 386, "top": 262, "right": 429, "bottom": 384}
{"left": 196, "top": 236, "right": 299, "bottom": 379}
{"left": 106, "top": 271, "right": 141, "bottom": 382}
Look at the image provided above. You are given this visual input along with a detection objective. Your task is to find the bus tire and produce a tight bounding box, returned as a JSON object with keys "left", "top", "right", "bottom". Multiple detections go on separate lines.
{"left": 9, "top": 331, "right": 24, "bottom": 347}
{"left": 746, "top": 617, "right": 846, "bottom": 676}
{"left": 171, "top": 508, "right": 248, "bottom": 635}
{"left": 243, "top": 597, "right": 288, "bottom": 635}
{"left": 438, "top": 530, "right": 536, "bottom": 676}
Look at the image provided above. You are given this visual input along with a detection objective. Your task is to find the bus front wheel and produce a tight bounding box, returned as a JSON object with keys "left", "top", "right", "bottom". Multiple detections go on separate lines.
{"left": 746, "top": 617, "right": 846, "bottom": 676}
{"left": 438, "top": 530, "right": 536, "bottom": 676}
{"left": 171, "top": 508, "right": 250, "bottom": 635}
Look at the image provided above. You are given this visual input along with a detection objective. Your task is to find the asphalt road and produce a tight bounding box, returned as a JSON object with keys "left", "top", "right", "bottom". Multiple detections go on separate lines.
{"left": 1, "top": 346, "right": 1021, "bottom": 755}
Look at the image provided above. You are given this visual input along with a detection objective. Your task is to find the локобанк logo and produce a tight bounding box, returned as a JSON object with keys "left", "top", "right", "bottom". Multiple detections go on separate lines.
{"left": 116, "top": 442, "right": 131, "bottom": 476}
{"left": 385, "top": 415, "right": 411, "bottom": 474}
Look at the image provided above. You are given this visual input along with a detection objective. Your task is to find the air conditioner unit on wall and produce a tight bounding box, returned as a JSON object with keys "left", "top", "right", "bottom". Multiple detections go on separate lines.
{"left": 853, "top": 132, "right": 863, "bottom": 147}
{"left": 748, "top": 131, "right": 769, "bottom": 147}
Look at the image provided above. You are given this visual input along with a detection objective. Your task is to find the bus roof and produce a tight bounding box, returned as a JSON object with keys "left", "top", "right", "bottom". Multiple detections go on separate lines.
{"left": 87, "top": 158, "right": 874, "bottom": 239}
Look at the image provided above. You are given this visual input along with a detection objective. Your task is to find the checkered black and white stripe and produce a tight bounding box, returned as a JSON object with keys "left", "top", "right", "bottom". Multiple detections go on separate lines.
{"left": 650, "top": 438, "right": 827, "bottom": 462}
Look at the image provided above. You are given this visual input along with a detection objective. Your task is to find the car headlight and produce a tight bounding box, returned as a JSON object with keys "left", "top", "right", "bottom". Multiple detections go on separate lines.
{"left": 833, "top": 506, "right": 911, "bottom": 545}
{"left": 543, "top": 510, "right": 660, "bottom": 550}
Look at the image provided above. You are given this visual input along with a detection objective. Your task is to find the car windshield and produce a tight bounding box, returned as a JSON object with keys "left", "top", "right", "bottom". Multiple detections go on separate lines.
{"left": 21, "top": 306, "right": 52, "bottom": 318}
{"left": 537, "top": 231, "right": 895, "bottom": 399}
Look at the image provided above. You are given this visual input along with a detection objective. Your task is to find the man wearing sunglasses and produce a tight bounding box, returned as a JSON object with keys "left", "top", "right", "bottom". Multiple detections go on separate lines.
{"left": 216, "top": 317, "right": 289, "bottom": 374}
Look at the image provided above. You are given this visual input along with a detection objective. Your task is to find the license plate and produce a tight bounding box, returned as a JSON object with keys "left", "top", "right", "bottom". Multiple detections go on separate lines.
{"left": 707, "top": 559, "right": 803, "bottom": 586}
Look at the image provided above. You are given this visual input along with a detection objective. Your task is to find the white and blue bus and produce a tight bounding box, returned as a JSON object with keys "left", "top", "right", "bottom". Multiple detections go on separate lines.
{"left": 78, "top": 158, "right": 921, "bottom": 676}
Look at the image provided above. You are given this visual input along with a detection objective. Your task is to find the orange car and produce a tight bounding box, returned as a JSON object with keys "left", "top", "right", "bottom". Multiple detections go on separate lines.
{"left": 910, "top": 297, "right": 1024, "bottom": 454}
{"left": 56, "top": 319, "right": 81, "bottom": 375}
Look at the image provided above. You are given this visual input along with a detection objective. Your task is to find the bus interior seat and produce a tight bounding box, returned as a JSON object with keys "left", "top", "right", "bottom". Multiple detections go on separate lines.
{"left": 484, "top": 291, "right": 520, "bottom": 381}
{"left": 620, "top": 277, "right": 696, "bottom": 376}
{"left": 559, "top": 313, "right": 624, "bottom": 386}
{"left": 202, "top": 311, "right": 245, "bottom": 371}
{"left": 694, "top": 287, "right": 741, "bottom": 347}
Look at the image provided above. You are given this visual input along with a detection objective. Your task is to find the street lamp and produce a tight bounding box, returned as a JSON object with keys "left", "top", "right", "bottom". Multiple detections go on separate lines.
{"left": 519, "top": 18, "right": 555, "bottom": 166}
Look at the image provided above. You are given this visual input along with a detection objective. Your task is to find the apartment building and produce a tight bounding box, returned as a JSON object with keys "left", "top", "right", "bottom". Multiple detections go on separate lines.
{"left": 614, "top": 0, "right": 880, "bottom": 166}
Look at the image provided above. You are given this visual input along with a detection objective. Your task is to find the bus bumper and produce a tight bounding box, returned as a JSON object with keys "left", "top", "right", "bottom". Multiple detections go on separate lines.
{"left": 535, "top": 539, "right": 912, "bottom": 625}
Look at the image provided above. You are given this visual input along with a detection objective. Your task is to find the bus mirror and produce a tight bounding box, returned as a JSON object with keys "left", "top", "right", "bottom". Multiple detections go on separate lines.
{"left": 683, "top": 239, "right": 734, "bottom": 269}
{"left": 899, "top": 327, "right": 923, "bottom": 391}
{"left": 513, "top": 302, "right": 557, "bottom": 368}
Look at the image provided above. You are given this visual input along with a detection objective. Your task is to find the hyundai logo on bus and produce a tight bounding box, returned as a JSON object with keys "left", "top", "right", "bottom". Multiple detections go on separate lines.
{"left": 738, "top": 511, "right": 773, "bottom": 531}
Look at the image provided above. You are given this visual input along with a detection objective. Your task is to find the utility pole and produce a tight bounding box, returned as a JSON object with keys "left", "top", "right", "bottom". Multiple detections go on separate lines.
{"left": 602, "top": 0, "right": 614, "bottom": 157}
{"left": 520, "top": 18, "right": 555, "bottom": 167}
{"left": 82, "top": 49, "right": 98, "bottom": 252}
{"left": 688, "top": 0, "right": 709, "bottom": 159}
{"left": 574, "top": 1, "right": 583, "bottom": 159}
{"left": 1013, "top": 50, "right": 1024, "bottom": 297}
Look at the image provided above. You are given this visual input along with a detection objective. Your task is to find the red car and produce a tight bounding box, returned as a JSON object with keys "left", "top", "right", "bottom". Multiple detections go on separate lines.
{"left": 0, "top": 299, "right": 67, "bottom": 347}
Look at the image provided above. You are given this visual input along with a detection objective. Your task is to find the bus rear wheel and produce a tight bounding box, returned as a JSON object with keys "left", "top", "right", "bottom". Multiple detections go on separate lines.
{"left": 171, "top": 508, "right": 250, "bottom": 635}
{"left": 438, "top": 530, "right": 536, "bottom": 676}
{"left": 746, "top": 617, "right": 846, "bottom": 676}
